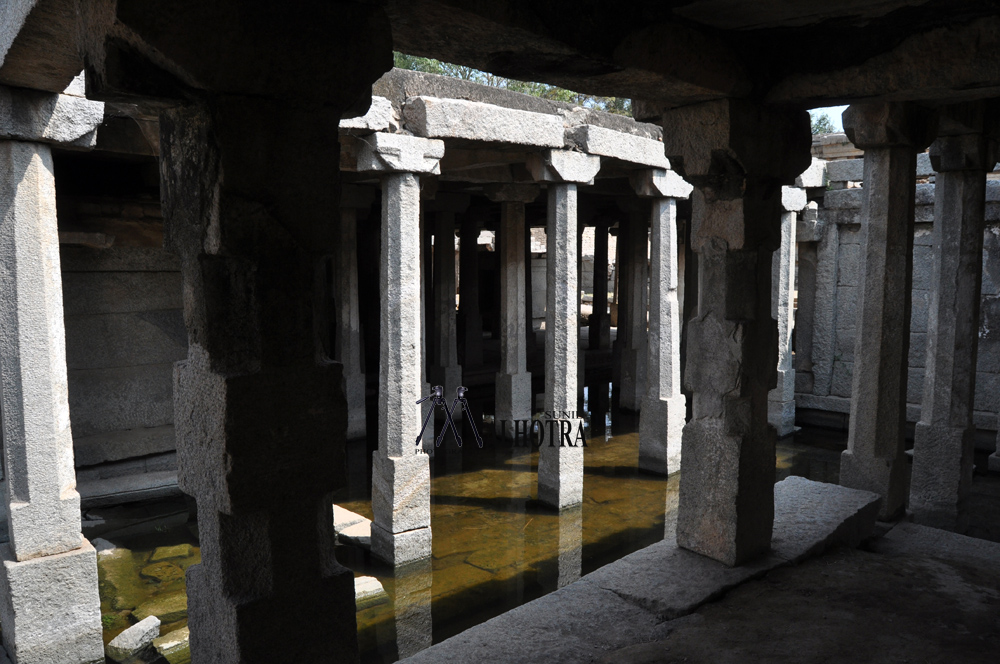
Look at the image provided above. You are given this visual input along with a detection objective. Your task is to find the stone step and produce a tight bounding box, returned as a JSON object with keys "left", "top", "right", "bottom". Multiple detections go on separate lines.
{"left": 78, "top": 469, "right": 181, "bottom": 508}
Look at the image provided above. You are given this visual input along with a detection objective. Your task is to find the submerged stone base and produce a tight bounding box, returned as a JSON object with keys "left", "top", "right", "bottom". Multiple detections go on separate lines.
{"left": 0, "top": 541, "right": 104, "bottom": 664}
{"left": 637, "top": 394, "right": 685, "bottom": 475}
{"left": 400, "top": 477, "right": 881, "bottom": 663}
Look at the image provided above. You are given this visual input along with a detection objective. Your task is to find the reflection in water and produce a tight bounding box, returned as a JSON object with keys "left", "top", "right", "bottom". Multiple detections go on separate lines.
{"left": 338, "top": 386, "right": 846, "bottom": 663}
{"left": 393, "top": 559, "right": 433, "bottom": 659}
{"left": 557, "top": 505, "right": 583, "bottom": 589}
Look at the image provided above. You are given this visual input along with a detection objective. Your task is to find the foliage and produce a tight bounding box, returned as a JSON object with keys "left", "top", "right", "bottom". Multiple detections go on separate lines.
{"left": 393, "top": 52, "right": 632, "bottom": 116}
{"left": 811, "top": 113, "right": 836, "bottom": 135}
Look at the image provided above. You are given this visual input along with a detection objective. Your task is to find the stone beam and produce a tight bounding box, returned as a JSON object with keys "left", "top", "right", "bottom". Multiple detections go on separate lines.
{"left": 0, "top": 0, "right": 84, "bottom": 93}
{"left": 662, "top": 98, "right": 811, "bottom": 566}
{"left": 839, "top": 101, "right": 937, "bottom": 521}
{"left": 404, "top": 96, "right": 564, "bottom": 147}
{"left": 565, "top": 125, "right": 670, "bottom": 169}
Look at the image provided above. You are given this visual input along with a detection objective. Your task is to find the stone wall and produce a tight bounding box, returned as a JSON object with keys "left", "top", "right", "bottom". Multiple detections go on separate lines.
{"left": 56, "top": 193, "right": 186, "bottom": 501}
{"left": 795, "top": 157, "right": 1000, "bottom": 445}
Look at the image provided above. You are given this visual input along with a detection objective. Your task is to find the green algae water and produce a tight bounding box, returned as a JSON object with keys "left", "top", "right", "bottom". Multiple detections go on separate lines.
{"left": 85, "top": 387, "right": 843, "bottom": 664}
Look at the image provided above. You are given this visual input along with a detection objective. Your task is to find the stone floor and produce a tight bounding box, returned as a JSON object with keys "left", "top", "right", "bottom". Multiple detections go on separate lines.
{"left": 600, "top": 523, "right": 1000, "bottom": 664}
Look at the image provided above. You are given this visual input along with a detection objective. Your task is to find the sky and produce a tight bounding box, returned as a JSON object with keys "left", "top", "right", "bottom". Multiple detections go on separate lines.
{"left": 810, "top": 105, "right": 849, "bottom": 132}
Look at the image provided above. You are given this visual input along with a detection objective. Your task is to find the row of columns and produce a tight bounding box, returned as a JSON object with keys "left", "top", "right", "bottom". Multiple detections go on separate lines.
{"left": 836, "top": 101, "right": 998, "bottom": 527}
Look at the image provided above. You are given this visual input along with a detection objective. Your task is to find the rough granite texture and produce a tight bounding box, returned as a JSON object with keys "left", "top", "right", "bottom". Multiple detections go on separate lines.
{"left": 106, "top": 616, "right": 160, "bottom": 662}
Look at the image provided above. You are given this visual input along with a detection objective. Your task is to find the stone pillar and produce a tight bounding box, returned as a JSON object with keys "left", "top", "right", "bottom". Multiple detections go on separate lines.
{"left": 794, "top": 203, "right": 822, "bottom": 394}
{"left": 589, "top": 220, "right": 612, "bottom": 350}
{"left": 769, "top": 186, "right": 807, "bottom": 437}
{"left": 632, "top": 169, "right": 693, "bottom": 475}
{"left": 487, "top": 184, "right": 540, "bottom": 436}
{"left": 429, "top": 194, "right": 469, "bottom": 399}
{"left": 350, "top": 132, "right": 444, "bottom": 564}
{"left": 163, "top": 100, "right": 360, "bottom": 662}
{"left": 337, "top": 186, "right": 374, "bottom": 442}
{"left": 910, "top": 104, "right": 996, "bottom": 527}
{"left": 839, "top": 102, "right": 936, "bottom": 520}
{"left": 662, "top": 99, "right": 812, "bottom": 566}
{"left": 419, "top": 204, "right": 434, "bottom": 455}
{"left": 458, "top": 208, "right": 484, "bottom": 368}
{"left": 528, "top": 150, "right": 601, "bottom": 509}
{"left": 619, "top": 205, "right": 649, "bottom": 412}
{"left": 0, "top": 138, "right": 104, "bottom": 664}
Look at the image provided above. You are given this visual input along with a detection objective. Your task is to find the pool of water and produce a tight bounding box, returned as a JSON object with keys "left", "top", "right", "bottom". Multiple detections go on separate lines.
{"left": 84, "top": 389, "right": 846, "bottom": 664}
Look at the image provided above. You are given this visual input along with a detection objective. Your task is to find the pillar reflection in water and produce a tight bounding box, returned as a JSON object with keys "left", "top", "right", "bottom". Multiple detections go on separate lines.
{"left": 393, "top": 558, "right": 434, "bottom": 659}
{"left": 557, "top": 505, "right": 584, "bottom": 589}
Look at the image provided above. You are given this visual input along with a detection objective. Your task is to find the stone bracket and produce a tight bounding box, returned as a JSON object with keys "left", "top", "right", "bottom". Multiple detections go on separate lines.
{"left": 630, "top": 168, "right": 693, "bottom": 199}
{"left": 527, "top": 149, "right": 601, "bottom": 184}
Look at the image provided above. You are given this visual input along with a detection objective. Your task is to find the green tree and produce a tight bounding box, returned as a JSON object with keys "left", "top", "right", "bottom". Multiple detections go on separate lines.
{"left": 392, "top": 52, "right": 633, "bottom": 117}
{"left": 811, "top": 113, "right": 836, "bottom": 135}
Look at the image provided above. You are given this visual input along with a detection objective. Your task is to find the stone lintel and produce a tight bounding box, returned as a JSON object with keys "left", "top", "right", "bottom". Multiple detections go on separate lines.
{"left": 929, "top": 133, "right": 1000, "bottom": 172}
{"left": 484, "top": 183, "right": 540, "bottom": 203}
{"left": 843, "top": 102, "right": 937, "bottom": 150}
{"left": 0, "top": 86, "right": 104, "bottom": 147}
{"left": 781, "top": 186, "right": 807, "bottom": 212}
{"left": 527, "top": 149, "right": 601, "bottom": 184}
{"left": 795, "top": 157, "right": 828, "bottom": 188}
{"left": 629, "top": 168, "right": 693, "bottom": 199}
{"left": 404, "top": 95, "right": 564, "bottom": 148}
{"left": 339, "top": 96, "right": 396, "bottom": 134}
{"left": 350, "top": 132, "right": 444, "bottom": 174}
{"left": 565, "top": 124, "right": 670, "bottom": 169}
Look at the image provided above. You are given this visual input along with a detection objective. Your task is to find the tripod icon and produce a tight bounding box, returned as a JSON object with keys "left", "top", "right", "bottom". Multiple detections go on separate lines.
{"left": 416, "top": 386, "right": 483, "bottom": 448}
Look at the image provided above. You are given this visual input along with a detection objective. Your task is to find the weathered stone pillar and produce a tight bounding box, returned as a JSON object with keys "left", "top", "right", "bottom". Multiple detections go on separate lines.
{"left": 487, "top": 184, "right": 540, "bottom": 436}
{"left": 458, "top": 208, "right": 484, "bottom": 368}
{"left": 589, "top": 219, "right": 612, "bottom": 350}
{"left": 662, "top": 99, "right": 812, "bottom": 566}
{"left": 0, "top": 142, "right": 104, "bottom": 664}
{"left": 632, "top": 169, "right": 693, "bottom": 475}
{"left": 619, "top": 205, "right": 649, "bottom": 412}
{"left": 794, "top": 203, "right": 821, "bottom": 394}
{"left": 419, "top": 203, "right": 434, "bottom": 455}
{"left": 337, "top": 186, "right": 374, "bottom": 442}
{"left": 429, "top": 194, "right": 469, "bottom": 399}
{"left": 163, "top": 99, "right": 359, "bottom": 662}
{"left": 769, "top": 186, "right": 807, "bottom": 437}
{"left": 528, "top": 150, "right": 601, "bottom": 509}
{"left": 839, "top": 102, "right": 936, "bottom": 520}
{"left": 0, "top": 89, "right": 105, "bottom": 664}
{"left": 351, "top": 133, "right": 444, "bottom": 564}
{"left": 910, "top": 104, "right": 996, "bottom": 527}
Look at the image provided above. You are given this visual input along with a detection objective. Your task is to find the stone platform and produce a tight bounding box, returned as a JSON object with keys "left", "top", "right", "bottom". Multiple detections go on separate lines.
{"left": 401, "top": 476, "right": 881, "bottom": 663}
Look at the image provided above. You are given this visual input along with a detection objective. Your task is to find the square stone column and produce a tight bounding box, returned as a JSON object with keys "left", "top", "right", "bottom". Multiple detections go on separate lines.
{"left": 589, "top": 220, "right": 612, "bottom": 350}
{"left": 528, "top": 150, "right": 601, "bottom": 509}
{"left": 458, "top": 207, "right": 485, "bottom": 368}
{"left": 487, "top": 184, "right": 540, "bottom": 437}
{"left": 662, "top": 99, "right": 812, "bottom": 566}
{"left": 0, "top": 91, "right": 105, "bottom": 664}
{"left": 632, "top": 169, "right": 693, "bottom": 475}
{"left": 769, "top": 186, "right": 807, "bottom": 437}
{"left": 839, "top": 102, "right": 937, "bottom": 521}
{"left": 619, "top": 204, "right": 649, "bottom": 412}
{"left": 428, "top": 194, "right": 469, "bottom": 399}
{"left": 164, "top": 100, "right": 362, "bottom": 662}
{"left": 336, "top": 186, "right": 374, "bottom": 442}
{"left": 910, "top": 104, "right": 997, "bottom": 527}
{"left": 351, "top": 132, "right": 444, "bottom": 564}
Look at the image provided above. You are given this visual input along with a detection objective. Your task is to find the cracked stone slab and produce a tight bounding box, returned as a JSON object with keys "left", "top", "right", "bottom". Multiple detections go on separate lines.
{"left": 565, "top": 124, "right": 670, "bottom": 169}
{"left": 400, "top": 477, "right": 880, "bottom": 663}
